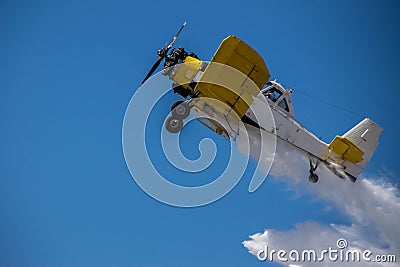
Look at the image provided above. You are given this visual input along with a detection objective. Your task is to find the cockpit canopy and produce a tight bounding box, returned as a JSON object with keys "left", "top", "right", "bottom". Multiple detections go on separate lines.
{"left": 261, "top": 81, "right": 295, "bottom": 118}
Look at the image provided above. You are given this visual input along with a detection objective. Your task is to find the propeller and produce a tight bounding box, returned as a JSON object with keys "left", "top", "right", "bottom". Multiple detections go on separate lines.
{"left": 140, "top": 22, "right": 187, "bottom": 86}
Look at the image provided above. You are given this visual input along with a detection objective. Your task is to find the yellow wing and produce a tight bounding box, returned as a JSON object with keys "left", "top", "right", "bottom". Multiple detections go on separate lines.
{"left": 194, "top": 35, "right": 270, "bottom": 119}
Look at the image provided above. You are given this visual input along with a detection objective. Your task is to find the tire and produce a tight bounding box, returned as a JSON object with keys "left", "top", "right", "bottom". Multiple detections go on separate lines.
{"left": 308, "top": 173, "right": 319, "bottom": 183}
{"left": 170, "top": 101, "right": 184, "bottom": 111}
{"left": 171, "top": 101, "right": 190, "bottom": 119}
{"left": 165, "top": 116, "right": 183, "bottom": 133}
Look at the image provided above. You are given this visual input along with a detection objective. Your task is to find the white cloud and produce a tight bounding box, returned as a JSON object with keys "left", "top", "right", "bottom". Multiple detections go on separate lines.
{"left": 243, "top": 139, "right": 400, "bottom": 266}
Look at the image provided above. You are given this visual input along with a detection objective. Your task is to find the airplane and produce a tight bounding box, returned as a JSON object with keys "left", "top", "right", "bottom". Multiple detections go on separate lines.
{"left": 140, "top": 22, "right": 383, "bottom": 184}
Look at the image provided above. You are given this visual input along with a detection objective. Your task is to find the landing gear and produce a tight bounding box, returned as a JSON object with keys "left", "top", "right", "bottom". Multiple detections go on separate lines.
{"left": 165, "top": 101, "right": 191, "bottom": 133}
{"left": 171, "top": 101, "right": 190, "bottom": 119}
{"left": 165, "top": 116, "right": 183, "bottom": 133}
{"left": 308, "top": 172, "right": 319, "bottom": 183}
{"left": 308, "top": 158, "right": 319, "bottom": 183}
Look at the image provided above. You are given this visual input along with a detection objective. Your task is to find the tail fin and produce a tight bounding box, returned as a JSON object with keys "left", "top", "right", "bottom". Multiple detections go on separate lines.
{"left": 327, "top": 118, "right": 383, "bottom": 179}
{"left": 343, "top": 118, "right": 383, "bottom": 170}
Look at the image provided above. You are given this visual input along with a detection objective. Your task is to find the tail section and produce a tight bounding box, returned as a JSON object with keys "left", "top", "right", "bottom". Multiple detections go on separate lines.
{"left": 327, "top": 118, "right": 383, "bottom": 180}
{"left": 343, "top": 118, "right": 383, "bottom": 171}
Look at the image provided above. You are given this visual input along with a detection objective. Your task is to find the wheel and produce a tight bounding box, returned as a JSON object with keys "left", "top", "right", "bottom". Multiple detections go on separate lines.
{"left": 171, "top": 101, "right": 190, "bottom": 119}
{"left": 308, "top": 173, "right": 319, "bottom": 183}
{"left": 165, "top": 116, "right": 183, "bottom": 133}
{"left": 170, "top": 101, "right": 184, "bottom": 111}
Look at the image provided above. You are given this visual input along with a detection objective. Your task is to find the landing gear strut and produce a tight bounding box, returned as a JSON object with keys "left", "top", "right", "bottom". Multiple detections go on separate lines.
{"left": 308, "top": 158, "right": 319, "bottom": 183}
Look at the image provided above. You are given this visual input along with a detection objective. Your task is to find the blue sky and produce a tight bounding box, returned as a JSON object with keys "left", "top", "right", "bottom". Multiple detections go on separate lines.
{"left": 1, "top": 1, "right": 399, "bottom": 266}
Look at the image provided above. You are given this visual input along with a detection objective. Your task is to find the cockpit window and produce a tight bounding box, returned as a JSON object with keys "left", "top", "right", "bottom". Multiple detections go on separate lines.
{"left": 278, "top": 98, "right": 290, "bottom": 112}
{"left": 263, "top": 87, "right": 282, "bottom": 102}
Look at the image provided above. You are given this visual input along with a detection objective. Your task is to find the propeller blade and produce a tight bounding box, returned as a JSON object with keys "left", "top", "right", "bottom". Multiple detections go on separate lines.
{"left": 140, "top": 22, "right": 187, "bottom": 87}
{"left": 140, "top": 56, "right": 163, "bottom": 86}
{"left": 166, "top": 21, "right": 186, "bottom": 49}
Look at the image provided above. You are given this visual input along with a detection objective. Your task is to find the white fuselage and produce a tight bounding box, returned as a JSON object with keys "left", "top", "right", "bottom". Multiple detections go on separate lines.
{"left": 241, "top": 81, "right": 361, "bottom": 181}
{"left": 248, "top": 93, "right": 329, "bottom": 159}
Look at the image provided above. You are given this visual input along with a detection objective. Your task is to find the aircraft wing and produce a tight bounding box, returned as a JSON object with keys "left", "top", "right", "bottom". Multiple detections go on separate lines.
{"left": 193, "top": 36, "right": 270, "bottom": 120}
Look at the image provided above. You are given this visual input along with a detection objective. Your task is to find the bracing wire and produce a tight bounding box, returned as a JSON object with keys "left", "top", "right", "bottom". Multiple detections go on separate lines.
{"left": 293, "top": 88, "right": 364, "bottom": 119}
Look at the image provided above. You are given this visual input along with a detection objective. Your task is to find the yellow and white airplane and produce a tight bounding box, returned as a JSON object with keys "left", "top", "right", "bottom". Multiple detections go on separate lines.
{"left": 140, "top": 23, "right": 383, "bottom": 184}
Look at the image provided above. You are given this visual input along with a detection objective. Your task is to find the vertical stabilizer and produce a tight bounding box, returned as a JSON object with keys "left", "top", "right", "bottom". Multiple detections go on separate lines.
{"left": 326, "top": 118, "right": 383, "bottom": 180}
{"left": 343, "top": 118, "right": 383, "bottom": 172}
